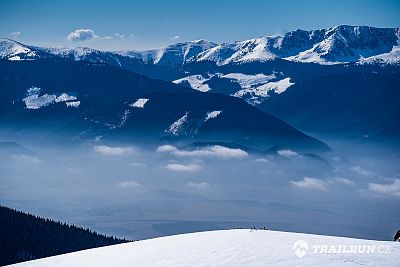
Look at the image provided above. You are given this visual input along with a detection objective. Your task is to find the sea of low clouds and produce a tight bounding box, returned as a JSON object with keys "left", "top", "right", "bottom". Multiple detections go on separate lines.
{"left": 1, "top": 141, "right": 399, "bottom": 241}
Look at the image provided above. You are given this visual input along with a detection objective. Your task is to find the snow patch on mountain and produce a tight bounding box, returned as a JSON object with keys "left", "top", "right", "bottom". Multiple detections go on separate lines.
{"left": 173, "top": 75, "right": 211, "bottom": 92}
{"left": 9, "top": 55, "right": 22, "bottom": 61}
{"left": 166, "top": 112, "right": 189, "bottom": 135}
{"left": 13, "top": 229, "right": 400, "bottom": 267}
{"left": 221, "top": 73, "right": 276, "bottom": 88}
{"left": 22, "top": 87, "right": 80, "bottom": 109}
{"left": 55, "top": 93, "right": 77, "bottom": 103}
{"left": 234, "top": 78, "right": 295, "bottom": 105}
{"left": 357, "top": 46, "right": 400, "bottom": 65}
{"left": 66, "top": 101, "right": 81, "bottom": 108}
{"left": 23, "top": 93, "right": 56, "bottom": 110}
{"left": 204, "top": 111, "right": 222, "bottom": 122}
{"left": 130, "top": 98, "right": 149, "bottom": 108}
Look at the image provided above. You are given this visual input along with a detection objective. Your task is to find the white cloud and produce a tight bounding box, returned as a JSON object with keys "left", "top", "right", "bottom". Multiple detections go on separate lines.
{"left": 157, "top": 145, "right": 248, "bottom": 159}
{"left": 290, "top": 177, "right": 328, "bottom": 190}
{"left": 10, "top": 31, "right": 21, "bottom": 38}
{"left": 277, "top": 149, "right": 298, "bottom": 158}
{"left": 334, "top": 177, "right": 354, "bottom": 186}
{"left": 94, "top": 145, "right": 133, "bottom": 156}
{"left": 11, "top": 154, "right": 41, "bottom": 164}
{"left": 165, "top": 163, "right": 201, "bottom": 172}
{"left": 350, "top": 166, "right": 374, "bottom": 177}
{"left": 255, "top": 158, "right": 269, "bottom": 163}
{"left": 115, "top": 33, "right": 125, "bottom": 39}
{"left": 170, "top": 35, "right": 180, "bottom": 40}
{"left": 131, "top": 162, "right": 145, "bottom": 167}
{"left": 67, "top": 29, "right": 98, "bottom": 41}
{"left": 116, "top": 180, "right": 142, "bottom": 189}
{"left": 368, "top": 179, "right": 400, "bottom": 197}
{"left": 187, "top": 181, "right": 209, "bottom": 189}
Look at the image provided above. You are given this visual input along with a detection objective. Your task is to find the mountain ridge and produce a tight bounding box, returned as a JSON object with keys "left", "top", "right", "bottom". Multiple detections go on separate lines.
{"left": 1, "top": 25, "right": 399, "bottom": 66}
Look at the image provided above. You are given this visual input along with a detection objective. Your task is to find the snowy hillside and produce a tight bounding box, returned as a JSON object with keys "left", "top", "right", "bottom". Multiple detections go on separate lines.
{"left": 119, "top": 39, "right": 217, "bottom": 66}
{"left": 11, "top": 229, "right": 399, "bottom": 267}
{"left": 0, "top": 39, "right": 36, "bottom": 60}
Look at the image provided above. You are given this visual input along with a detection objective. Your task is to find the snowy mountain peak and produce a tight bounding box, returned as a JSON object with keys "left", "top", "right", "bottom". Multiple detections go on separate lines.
{"left": 195, "top": 37, "right": 277, "bottom": 65}
{"left": 286, "top": 25, "right": 399, "bottom": 64}
{"left": 0, "top": 38, "right": 36, "bottom": 60}
{"left": 119, "top": 39, "right": 217, "bottom": 65}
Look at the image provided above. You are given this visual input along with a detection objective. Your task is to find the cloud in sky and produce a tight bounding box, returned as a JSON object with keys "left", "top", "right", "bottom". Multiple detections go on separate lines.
{"left": 157, "top": 145, "right": 248, "bottom": 159}
{"left": 67, "top": 29, "right": 98, "bottom": 41}
{"left": 187, "top": 181, "right": 209, "bottom": 189}
{"left": 116, "top": 180, "right": 142, "bottom": 189}
{"left": 255, "top": 158, "right": 269, "bottom": 163}
{"left": 277, "top": 149, "right": 298, "bottom": 158}
{"left": 170, "top": 35, "right": 180, "bottom": 40}
{"left": 165, "top": 163, "right": 201, "bottom": 172}
{"left": 115, "top": 33, "right": 125, "bottom": 39}
{"left": 10, "top": 31, "right": 21, "bottom": 38}
{"left": 131, "top": 162, "right": 145, "bottom": 167}
{"left": 11, "top": 154, "right": 41, "bottom": 164}
{"left": 93, "top": 145, "right": 133, "bottom": 156}
{"left": 368, "top": 179, "right": 400, "bottom": 197}
{"left": 334, "top": 177, "right": 354, "bottom": 186}
{"left": 290, "top": 177, "right": 328, "bottom": 190}
{"left": 350, "top": 166, "right": 374, "bottom": 177}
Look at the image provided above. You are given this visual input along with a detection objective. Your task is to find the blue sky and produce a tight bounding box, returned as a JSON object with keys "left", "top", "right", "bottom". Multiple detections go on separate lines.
{"left": 1, "top": 0, "right": 399, "bottom": 50}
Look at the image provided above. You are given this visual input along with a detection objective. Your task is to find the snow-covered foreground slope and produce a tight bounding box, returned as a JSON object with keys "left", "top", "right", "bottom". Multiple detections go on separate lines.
{"left": 12, "top": 229, "right": 399, "bottom": 267}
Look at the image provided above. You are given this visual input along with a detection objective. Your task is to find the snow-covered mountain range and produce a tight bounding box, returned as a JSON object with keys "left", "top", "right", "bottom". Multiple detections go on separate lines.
{"left": 11, "top": 229, "right": 400, "bottom": 267}
{"left": 1, "top": 25, "right": 399, "bottom": 141}
{"left": 1, "top": 25, "right": 399, "bottom": 65}
{"left": 1, "top": 25, "right": 399, "bottom": 107}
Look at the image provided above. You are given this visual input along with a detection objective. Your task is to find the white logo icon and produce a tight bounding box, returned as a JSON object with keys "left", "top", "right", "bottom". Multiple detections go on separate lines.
{"left": 293, "top": 240, "right": 308, "bottom": 258}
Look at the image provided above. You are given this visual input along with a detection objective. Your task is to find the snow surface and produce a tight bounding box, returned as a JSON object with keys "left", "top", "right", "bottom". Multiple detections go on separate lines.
{"left": 195, "top": 37, "right": 277, "bottom": 65}
{"left": 221, "top": 73, "right": 276, "bottom": 88}
{"left": 66, "top": 101, "right": 80, "bottom": 108}
{"left": 234, "top": 78, "right": 295, "bottom": 105}
{"left": 119, "top": 40, "right": 217, "bottom": 66}
{"left": 0, "top": 38, "right": 36, "bottom": 60}
{"left": 358, "top": 46, "right": 400, "bottom": 65}
{"left": 12, "top": 229, "right": 400, "bottom": 267}
{"left": 22, "top": 87, "right": 80, "bottom": 109}
{"left": 23, "top": 93, "right": 56, "bottom": 109}
{"left": 130, "top": 98, "right": 149, "bottom": 108}
{"left": 173, "top": 75, "right": 211, "bottom": 92}
{"left": 204, "top": 110, "right": 222, "bottom": 122}
{"left": 166, "top": 112, "right": 188, "bottom": 135}
{"left": 55, "top": 93, "right": 77, "bottom": 103}
{"left": 8, "top": 55, "right": 21, "bottom": 61}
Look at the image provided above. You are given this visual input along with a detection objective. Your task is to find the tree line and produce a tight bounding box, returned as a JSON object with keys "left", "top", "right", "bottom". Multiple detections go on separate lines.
{"left": 0, "top": 205, "right": 130, "bottom": 265}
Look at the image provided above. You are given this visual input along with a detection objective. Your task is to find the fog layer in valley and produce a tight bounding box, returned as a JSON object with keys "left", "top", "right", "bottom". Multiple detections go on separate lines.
{"left": 1, "top": 136, "right": 399, "bottom": 241}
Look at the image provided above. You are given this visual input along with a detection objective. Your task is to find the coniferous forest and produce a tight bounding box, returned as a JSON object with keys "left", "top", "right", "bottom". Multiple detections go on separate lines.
{"left": 0, "top": 205, "right": 130, "bottom": 266}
